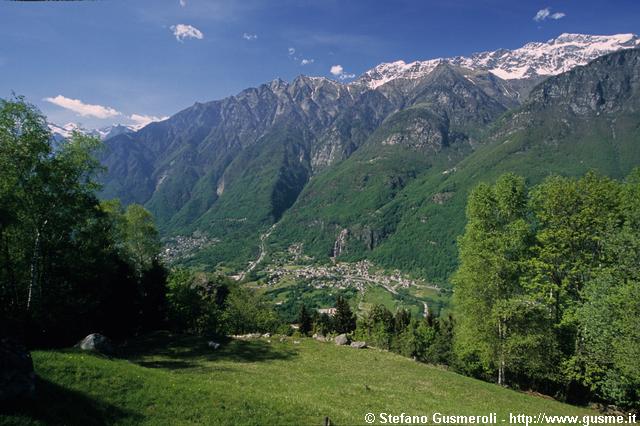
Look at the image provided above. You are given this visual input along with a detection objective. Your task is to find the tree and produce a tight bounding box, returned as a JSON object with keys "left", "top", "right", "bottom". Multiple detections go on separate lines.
{"left": 574, "top": 170, "right": 640, "bottom": 409}
{"left": 333, "top": 296, "right": 356, "bottom": 334}
{"left": 0, "top": 97, "right": 167, "bottom": 345}
{"left": 394, "top": 308, "right": 411, "bottom": 333}
{"left": 452, "top": 170, "right": 639, "bottom": 404}
{"left": 527, "top": 172, "right": 623, "bottom": 401}
{"left": 222, "top": 286, "right": 278, "bottom": 335}
{"left": 166, "top": 269, "right": 230, "bottom": 335}
{"left": 357, "top": 304, "right": 394, "bottom": 349}
{"left": 395, "top": 318, "right": 435, "bottom": 361}
{"left": 313, "top": 313, "right": 332, "bottom": 336}
{"left": 453, "top": 174, "right": 533, "bottom": 385}
{"left": 297, "top": 303, "right": 313, "bottom": 336}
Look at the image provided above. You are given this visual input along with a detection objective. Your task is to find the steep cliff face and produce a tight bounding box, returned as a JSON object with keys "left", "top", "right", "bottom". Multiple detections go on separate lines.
{"left": 271, "top": 64, "right": 512, "bottom": 266}
{"left": 526, "top": 48, "right": 640, "bottom": 116}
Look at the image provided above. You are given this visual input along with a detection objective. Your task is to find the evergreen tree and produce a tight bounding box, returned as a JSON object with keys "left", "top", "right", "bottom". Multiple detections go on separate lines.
{"left": 333, "top": 296, "right": 356, "bottom": 334}
{"left": 313, "top": 313, "right": 332, "bottom": 336}
{"left": 394, "top": 308, "right": 411, "bottom": 333}
{"left": 297, "top": 303, "right": 313, "bottom": 336}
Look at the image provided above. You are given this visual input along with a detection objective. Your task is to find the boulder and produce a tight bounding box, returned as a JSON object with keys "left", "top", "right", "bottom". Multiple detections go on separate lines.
{"left": 77, "top": 333, "right": 114, "bottom": 355}
{"left": 334, "top": 334, "right": 349, "bottom": 346}
{"left": 0, "top": 338, "right": 36, "bottom": 401}
{"left": 350, "top": 341, "right": 367, "bottom": 349}
{"left": 313, "top": 333, "right": 329, "bottom": 342}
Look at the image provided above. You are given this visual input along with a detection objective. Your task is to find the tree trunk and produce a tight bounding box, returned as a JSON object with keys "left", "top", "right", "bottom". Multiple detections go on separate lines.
{"left": 26, "top": 225, "right": 43, "bottom": 311}
{"left": 498, "top": 317, "right": 506, "bottom": 386}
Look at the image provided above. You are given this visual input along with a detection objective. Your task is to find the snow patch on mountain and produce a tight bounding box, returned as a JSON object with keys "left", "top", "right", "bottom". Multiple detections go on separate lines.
{"left": 48, "top": 122, "right": 136, "bottom": 141}
{"left": 356, "top": 33, "right": 640, "bottom": 89}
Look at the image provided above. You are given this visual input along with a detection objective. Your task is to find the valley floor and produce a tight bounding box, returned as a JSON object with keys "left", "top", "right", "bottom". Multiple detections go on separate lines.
{"left": 2, "top": 333, "right": 595, "bottom": 425}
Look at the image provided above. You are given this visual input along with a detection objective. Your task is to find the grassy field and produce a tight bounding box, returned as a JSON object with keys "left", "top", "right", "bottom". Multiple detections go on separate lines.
{"left": 1, "top": 333, "right": 595, "bottom": 425}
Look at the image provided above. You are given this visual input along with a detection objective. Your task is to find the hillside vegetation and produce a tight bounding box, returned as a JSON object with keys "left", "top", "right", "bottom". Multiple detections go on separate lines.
{"left": 274, "top": 48, "right": 640, "bottom": 282}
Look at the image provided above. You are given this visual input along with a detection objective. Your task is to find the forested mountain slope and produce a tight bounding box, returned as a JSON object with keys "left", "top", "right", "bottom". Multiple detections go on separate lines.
{"left": 99, "top": 37, "right": 640, "bottom": 279}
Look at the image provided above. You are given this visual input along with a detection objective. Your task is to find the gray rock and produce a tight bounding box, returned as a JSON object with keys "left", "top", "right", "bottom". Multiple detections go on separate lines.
{"left": 232, "top": 333, "right": 262, "bottom": 340}
{"left": 0, "top": 339, "right": 36, "bottom": 400}
{"left": 334, "top": 334, "right": 349, "bottom": 345}
{"left": 77, "top": 333, "right": 113, "bottom": 355}
{"left": 312, "top": 333, "right": 329, "bottom": 342}
{"left": 350, "top": 341, "right": 367, "bottom": 349}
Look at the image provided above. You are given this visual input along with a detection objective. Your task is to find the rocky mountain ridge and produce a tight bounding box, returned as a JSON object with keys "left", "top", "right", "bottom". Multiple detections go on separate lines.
{"left": 97, "top": 34, "right": 640, "bottom": 279}
{"left": 49, "top": 122, "right": 136, "bottom": 142}
{"left": 355, "top": 33, "right": 640, "bottom": 88}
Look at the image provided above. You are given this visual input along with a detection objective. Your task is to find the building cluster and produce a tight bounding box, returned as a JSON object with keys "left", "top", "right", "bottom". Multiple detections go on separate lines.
{"left": 265, "top": 260, "right": 418, "bottom": 292}
{"left": 160, "top": 234, "right": 219, "bottom": 263}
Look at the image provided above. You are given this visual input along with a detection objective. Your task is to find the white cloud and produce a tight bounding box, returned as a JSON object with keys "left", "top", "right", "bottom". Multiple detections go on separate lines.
{"left": 170, "top": 24, "right": 204, "bottom": 42}
{"left": 330, "top": 64, "right": 344, "bottom": 76}
{"left": 330, "top": 64, "right": 355, "bottom": 80}
{"left": 300, "top": 58, "right": 314, "bottom": 65}
{"left": 44, "top": 95, "right": 121, "bottom": 119}
{"left": 533, "top": 8, "right": 550, "bottom": 21}
{"left": 288, "top": 47, "right": 296, "bottom": 55}
{"left": 179, "top": 0, "right": 187, "bottom": 7}
{"left": 129, "top": 113, "right": 169, "bottom": 130}
{"left": 533, "top": 7, "right": 565, "bottom": 21}
{"left": 242, "top": 33, "right": 258, "bottom": 41}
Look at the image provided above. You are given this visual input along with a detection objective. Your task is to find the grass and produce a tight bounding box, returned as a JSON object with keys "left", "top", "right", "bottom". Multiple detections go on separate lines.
{"left": 1, "top": 332, "right": 596, "bottom": 425}
{"left": 359, "top": 286, "right": 422, "bottom": 317}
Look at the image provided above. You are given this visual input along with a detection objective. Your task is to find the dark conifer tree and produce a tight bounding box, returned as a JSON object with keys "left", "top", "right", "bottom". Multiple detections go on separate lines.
{"left": 333, "top": 296, "right": 356, "bottom": 334}
{"left": 297, "top": 303, "right": 313, "bottom": 336}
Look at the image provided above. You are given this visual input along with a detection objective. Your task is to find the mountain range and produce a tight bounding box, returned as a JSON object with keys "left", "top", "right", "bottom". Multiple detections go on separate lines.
{"left": 49, "top": 122, "right": 136, "bottom": 143}
{"left": 98, "top": 33, "right": 640, "bottom": 282}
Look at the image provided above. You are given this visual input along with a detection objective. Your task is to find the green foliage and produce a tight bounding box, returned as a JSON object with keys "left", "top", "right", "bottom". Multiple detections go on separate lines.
{"left": 356, "top": 304, "right": 395, "bottom": 349}
{"left": 312, "top": 313, "right": 333, "bottom": 336}
{"left": 573, "top": 173, "right": 640, "bottom": 408}
{"left": 296, "top": 304, "right": 313, "bottom": 336}
{"left": 333, "top": 296, "right": 356, "bottom": 334}
{"left": 0, "top": 97, "right": 167, "bottom": 346}
{"left": 166, "top": 269, "right": 283, "bottom": 337}
{"left": 353, "top": 303, "right": 453, "bottom": 365}
{"left": 222, "top": 286, "right": 280, "bottom": 335}
{"left": 166, "top": 269, "right": 230, "bottom": 335}
{"left": 453, "top": 170, "right": 640, "bottom": 408}
{"left": 263, "top": 280, "right": 357, "bottom": 323}
{"left": 453, "top": 174, "right": 536, "bottom": 385}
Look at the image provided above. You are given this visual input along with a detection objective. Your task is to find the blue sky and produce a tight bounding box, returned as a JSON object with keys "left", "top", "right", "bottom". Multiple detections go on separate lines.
{"left": 1, "top": 0, "right": 639, "bottom": 128}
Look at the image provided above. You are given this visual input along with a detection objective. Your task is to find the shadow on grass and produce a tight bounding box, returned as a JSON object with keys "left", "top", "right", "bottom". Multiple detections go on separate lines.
{"left": 120, "top": 332, "right": 298, "bottom": 371}
{"left": 0, "top": 377, "right": 142, "bottom": 426}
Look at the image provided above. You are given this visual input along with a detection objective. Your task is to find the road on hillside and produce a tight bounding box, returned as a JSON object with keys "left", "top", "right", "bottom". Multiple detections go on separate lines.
{"left": 237, "top": 224, "right": 277, "bottom": 281}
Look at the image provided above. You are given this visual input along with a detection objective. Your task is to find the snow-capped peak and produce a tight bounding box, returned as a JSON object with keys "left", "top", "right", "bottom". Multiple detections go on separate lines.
{"left": 356, "top": 33, "right": 640, "bottom": 89}
{"left": 48, "top": 122, "right": 136, "bottom": 141}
